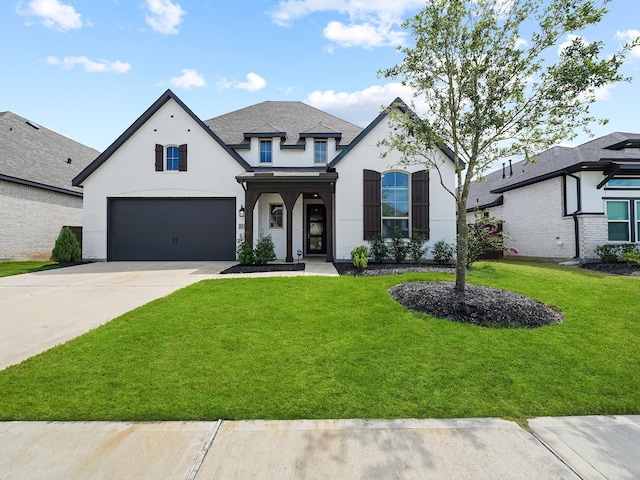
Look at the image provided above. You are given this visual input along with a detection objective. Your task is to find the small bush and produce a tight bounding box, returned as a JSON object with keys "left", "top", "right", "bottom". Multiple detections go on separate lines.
{"left": 389, "top": 227, "right": 408, "bottom": 263}
{"left": 350, "top": 246, "right": 368, "bottom": 270}
{"left": 51, "top": 227, "right": 81, "bottom": 264}
{"left": 368, "top": 234, "right": 389, "bottom": 264}
{"left": 254, "top": 234, "right": 277, "bottom": 265}
{"left": 432, "top": 240, "right": 455, "bottom": 265}
{"left": 621, "top": 250, "right": 640, "bottom": 264}
{"left": 408, "top": 231, "right": 427, "bottom": 264}
{"left": 236, "top": 239, "right": 255, "bottom": 265}
{"left": 594, "top": 244, "right": 626, "bottom": 263}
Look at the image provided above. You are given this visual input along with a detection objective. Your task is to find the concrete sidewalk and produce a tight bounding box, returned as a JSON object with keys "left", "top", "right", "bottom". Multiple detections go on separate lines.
{"left": 0, "top": 259, "right": 338, "bottom": 370}
{"left": 1, "top": 416, "right": 639, "bottom": 479}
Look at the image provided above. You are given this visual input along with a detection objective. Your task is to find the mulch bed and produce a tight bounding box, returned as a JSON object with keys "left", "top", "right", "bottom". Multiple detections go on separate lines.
{"left": 220, "top": 263, "right": 305, "bottom": 274}
{"left": 581, "top": 263, "right": 640, "bottom": 276}
{"left": 333, "top": 262, "right": 455, "bottom": 276}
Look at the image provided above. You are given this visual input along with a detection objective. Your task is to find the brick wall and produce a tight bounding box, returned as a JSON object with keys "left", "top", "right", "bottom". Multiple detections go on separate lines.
{"left": 0, "top": 180, "right": 83, "bottom": 260}
{"left": 577, "top": 214, "right": 607, "bottom": 260}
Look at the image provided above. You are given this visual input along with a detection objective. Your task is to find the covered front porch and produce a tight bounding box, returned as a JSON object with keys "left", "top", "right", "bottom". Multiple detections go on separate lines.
{"left": 236, "top": 170, "right": 337, "bottom": 262}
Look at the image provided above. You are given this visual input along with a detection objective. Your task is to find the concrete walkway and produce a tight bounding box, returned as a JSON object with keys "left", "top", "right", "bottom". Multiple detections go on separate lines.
{"left": 1, "top": 416, "right": 639, "bottom": 479}
{"left": 0, "top": 259, "right": 338, "bottom": 370}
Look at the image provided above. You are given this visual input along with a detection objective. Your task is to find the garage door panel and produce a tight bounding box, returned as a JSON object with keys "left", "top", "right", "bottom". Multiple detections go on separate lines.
{"left": 108, "top": 198, "right": 236, "bottom": 261}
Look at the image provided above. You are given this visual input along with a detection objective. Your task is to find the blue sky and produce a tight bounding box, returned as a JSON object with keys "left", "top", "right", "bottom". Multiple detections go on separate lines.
{"left": 2, "top": 0, "right": 639, "bottom": 157}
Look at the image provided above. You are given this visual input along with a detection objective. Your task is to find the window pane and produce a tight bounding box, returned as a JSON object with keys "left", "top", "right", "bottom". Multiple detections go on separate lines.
{"left": 166, "top": 146, "right": 179, "bottom": 171}
{"left": 270, "top": 204, "right": 283, "bottom": 228}
{"left": 382, "top": 219, "right": 409, "bottom": 238}
{"left": 606, "top": 201, "right": 629, "bottom": 220}
{"left": 260, "top": 141, "right": 272, "bottom": 163}
{"left": 608, "top": 223, "right": 629, "bottom": 242}
{"left": 381, "top": 171, "right": 409, "bottom": 218}
{"left": 607, "top": 179, "right": 640, "bottom": 188}
{"left": 314, "top": 141, "right": 327, "bottom": 164}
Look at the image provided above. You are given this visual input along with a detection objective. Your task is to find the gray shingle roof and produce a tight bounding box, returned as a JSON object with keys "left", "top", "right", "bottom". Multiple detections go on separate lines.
{"left": 203, "top": 101, "right": 363, "bottom": 148}
{"left": 467, "top": 133, "right": 640, "bottom": 210}
{"left": 1, "top": 111, "right": 99, "bottom": 195}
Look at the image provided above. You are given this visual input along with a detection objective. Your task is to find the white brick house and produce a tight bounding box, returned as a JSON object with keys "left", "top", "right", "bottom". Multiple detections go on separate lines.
{"left": 73, "top": 90, "right": 457, "bottom": 262}
{"left": 467, "top": 133, "right": 640, "bottom": 261}
{"left": 0, "top": 112, "right": 99, "bottom": 260}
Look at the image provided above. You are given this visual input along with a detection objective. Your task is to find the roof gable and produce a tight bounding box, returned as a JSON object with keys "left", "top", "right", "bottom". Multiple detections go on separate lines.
{"left": 72, "top": 89, "right": 251, "bottom": 186}
{"left": 0, "top": 111, "right": 99, "bottom": 195}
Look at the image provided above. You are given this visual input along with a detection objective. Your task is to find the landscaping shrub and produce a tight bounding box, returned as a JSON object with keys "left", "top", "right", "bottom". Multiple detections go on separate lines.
{"left": 389, "top": 227, "right": 408, "bottom": 263}
{"left": 51, "top": 227, "right": 81, "bottom": 264}
{"left": 467, "top": 214, "right": 516, "bottom": 267}
{"left": 367, "top": 234, "right": 389, "bottom": 264}
{"left": 621, "top": 250, "right": 640, "bottom": 264}
{"left": 432, "top": 240, "right": 455, "bottom": 265}
{"left": 350, "top": 246, "right": 368, "bottom": 270}
{"left": 254, "top": 234, "right": 277, "bottom": 265}
{"left": 408, "top": 231, "right": 427, "bottom": 264}
{"left": 236, "top": 239, "right": 255, "bottom": 265}
{"left": 593, "top": 244, "right": 636, "bottom": 263}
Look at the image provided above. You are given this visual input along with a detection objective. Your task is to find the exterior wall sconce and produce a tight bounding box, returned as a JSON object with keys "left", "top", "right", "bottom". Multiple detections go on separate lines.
{"left": 239, "top": 205, "right": 245, "bottom": 217}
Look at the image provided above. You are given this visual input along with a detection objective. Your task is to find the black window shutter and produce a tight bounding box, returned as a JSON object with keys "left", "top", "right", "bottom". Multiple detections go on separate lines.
{"left": 412, "top": 170, "right": 430, "bottom": 239}
{"left": 363, "top": 169, "right": 381, "bottom": 240}
{"left": 155, "top": 144, "right": 163, "bottom": 171}
{"left": 179, "top": 144, "right": 188, "bottom": 171}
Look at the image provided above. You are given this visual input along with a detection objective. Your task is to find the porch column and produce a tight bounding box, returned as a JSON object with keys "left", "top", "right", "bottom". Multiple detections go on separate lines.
{"left": 319, "top": 191, "right": 334, "bottom": 262}
{"left": 244, "top": 190, "right": 260, "bottom": 247}
{"left": 282, "top": 191, "right": 301, "bottom": 262}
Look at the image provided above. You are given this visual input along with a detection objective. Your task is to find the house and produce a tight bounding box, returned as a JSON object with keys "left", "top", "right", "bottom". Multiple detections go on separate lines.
{"left": 466, "top": 132, "right": 640, "bottom": 261}
{"left": 72, "top": 90, "right": 457, "bottom": 263}
{"left": 0, "top": 112, "right": 99, "bottom": 260}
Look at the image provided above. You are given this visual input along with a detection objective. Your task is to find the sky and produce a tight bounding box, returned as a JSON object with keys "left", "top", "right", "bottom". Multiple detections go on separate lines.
{"left": 2, "top": 0, "right": 639, "bottom": 161}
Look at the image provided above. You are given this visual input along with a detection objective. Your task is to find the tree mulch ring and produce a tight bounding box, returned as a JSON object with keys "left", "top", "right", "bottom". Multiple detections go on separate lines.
{"left": 333, "top": 262, "right": 455, "bottom": 276}
{"left": 581, "top": 263, "right": 640, "bottom": 276}
{"left": 220, "top": 263, "right": 305, "bottom": 274}
{"left": 389, "top": 281, "right": 563, "bottom": 328}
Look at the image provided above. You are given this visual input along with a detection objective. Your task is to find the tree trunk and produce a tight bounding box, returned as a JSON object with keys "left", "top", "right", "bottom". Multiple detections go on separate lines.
{"left": 455, "top": 197, "right": 468, "bottom": 295}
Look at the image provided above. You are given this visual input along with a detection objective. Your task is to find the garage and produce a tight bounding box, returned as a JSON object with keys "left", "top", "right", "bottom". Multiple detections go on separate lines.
{"left": 108, "top": 198, "right": 236, "bottom": 261}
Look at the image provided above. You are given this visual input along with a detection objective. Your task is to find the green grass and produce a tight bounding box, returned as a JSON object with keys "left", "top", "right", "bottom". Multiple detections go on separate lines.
{"left": 0, "top": 261, "right": 59, "bottom": 277}
{"left": 0, "top": 262, "right": 638, "bottom": 421}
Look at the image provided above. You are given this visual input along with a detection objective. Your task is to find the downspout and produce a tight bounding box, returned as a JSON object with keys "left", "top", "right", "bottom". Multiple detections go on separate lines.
{"left": 566, "top": 173, "right": 581, "bottom": 259}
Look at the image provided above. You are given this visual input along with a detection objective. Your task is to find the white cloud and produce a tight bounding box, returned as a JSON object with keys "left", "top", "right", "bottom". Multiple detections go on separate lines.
{"left": 169, "top": 69, "right": 206, "bottom": 89}
{"left": 218, "top": 73, "right": 267, "bottom": 92}
{"left": 306, "top": 83, "right": 425, "bottom": 126}
{"left": 17, "top": 0, "right": 84, "bottom": 31}
{"left": 323, "top": 20, "right": 406, "bottom": 48}
{"left": 145, "top": 0, "right": 185, "bottom": 35}
{"left": 46, "top": 56, "right": 131, "bottom": 73}
{"left": 616, "top": 29, "right": 640, "bottom": 58}
{"left": 268, "top": 0, "right": 422, "bottom": 49}
{"left": 514, "top": 37, "right": 528, "bottom": 49}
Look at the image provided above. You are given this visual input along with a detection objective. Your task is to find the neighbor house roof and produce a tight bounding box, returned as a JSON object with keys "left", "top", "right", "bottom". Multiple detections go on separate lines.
{"left": 73, "top": 89, "right": 252, "bottom": 186}
{"left": 467, "top": 133, "right": 640, "bottom": 211}
{"left": 0, "top": 111, "right": 99, "bottom": 196}
{"left": 204, "top": 101, "right": 363, "bottom": 149}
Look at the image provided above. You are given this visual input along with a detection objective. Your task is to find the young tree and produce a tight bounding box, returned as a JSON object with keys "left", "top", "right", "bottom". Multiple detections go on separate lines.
{"left": 381, "top": 0, "right": 637, "bottom": 294}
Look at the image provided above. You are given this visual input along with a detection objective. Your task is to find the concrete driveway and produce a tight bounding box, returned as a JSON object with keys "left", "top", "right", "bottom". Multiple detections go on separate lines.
{"left": 0, "top": 261, "right": 235, "bottom": 370}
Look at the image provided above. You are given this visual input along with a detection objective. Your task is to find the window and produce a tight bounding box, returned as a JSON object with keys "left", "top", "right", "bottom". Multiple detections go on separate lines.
{"left": 606, "top": 200, "right": 630, "bottom": 242}
{"left": 637, "top": 201, "right": 640, "bottom": 242}
{"left": 314, "top": 140, "right": 327, "bottom": 164}
{"left": 381, "top": 171, "right": 410, "bottom": 237}
{"left": 260, "top": 140, "right": 272, "bottom": 163}
{"left": 606, "top": 178, "right": 640, "bottom": 189}
{"left": 166, "top": 146, "right": 179, "bottom": 171}
{"left": 270, "top": 204, "right": 283, "bottom": 228}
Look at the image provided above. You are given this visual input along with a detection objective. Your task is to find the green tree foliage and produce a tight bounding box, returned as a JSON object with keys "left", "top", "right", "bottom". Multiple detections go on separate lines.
{"left": 380, "top": 0, "right": 638, "bottom": 293}
{"left": 51, "top": 227, "right": 81, "bottom": 264}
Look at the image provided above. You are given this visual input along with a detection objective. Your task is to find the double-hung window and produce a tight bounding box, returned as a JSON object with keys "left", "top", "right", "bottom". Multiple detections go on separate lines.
{"left": 381, "top": 171, "right": 410, "bottom": 238}
{"left": 260, "top": 140, "right": 272, "bottom": 163}
{"left": 166, "top": 146, "right": 179, "bottom": 171}
{"left": 606, "top": 200, "right": 630, "bottom": 242}
{"left": 270, "top": 204, "right": 283, "bottom": 228}
{"left": 314, "top": 140, "right": 327, "bottom": 164}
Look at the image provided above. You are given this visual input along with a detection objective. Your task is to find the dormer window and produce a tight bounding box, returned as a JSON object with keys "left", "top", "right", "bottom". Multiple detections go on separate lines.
{"left": 260, "top": 140, "right": 272, "bottom": 163}
{"left": 314, "top": 139, "right": 327, "bottom": 164}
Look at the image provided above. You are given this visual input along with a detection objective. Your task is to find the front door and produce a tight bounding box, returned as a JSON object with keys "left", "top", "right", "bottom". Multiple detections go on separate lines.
{"left": 306, "top": 204, "right": 326, "bottom": 254}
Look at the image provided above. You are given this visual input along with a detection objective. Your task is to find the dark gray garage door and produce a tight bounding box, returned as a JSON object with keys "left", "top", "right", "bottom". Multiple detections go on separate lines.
{"left": 108, "top": 198, "right": 236, "bottom": 261}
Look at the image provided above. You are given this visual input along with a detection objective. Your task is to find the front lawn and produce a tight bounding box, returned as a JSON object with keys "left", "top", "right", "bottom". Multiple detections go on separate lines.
{"left": 0, "top": 262, "right": 638, "bottom": 421}
{"left": 0, "top": 261, "right": 58, "bottom": 277}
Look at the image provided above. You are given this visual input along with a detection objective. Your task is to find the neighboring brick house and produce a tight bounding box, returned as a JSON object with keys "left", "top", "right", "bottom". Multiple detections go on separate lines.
{"left": 73, "top": 89, "right": 457, "bottom": 262}
{"left": 467, "top": 133, "right": 640, "bottom": 261}
{"left": 0, "top": 112, "right": 99, "bottom": 260}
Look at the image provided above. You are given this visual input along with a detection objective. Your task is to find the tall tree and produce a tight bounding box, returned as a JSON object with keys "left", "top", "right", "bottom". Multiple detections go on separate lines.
{"left": 381, "top": 0, "right": 637, "bottom": 294}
